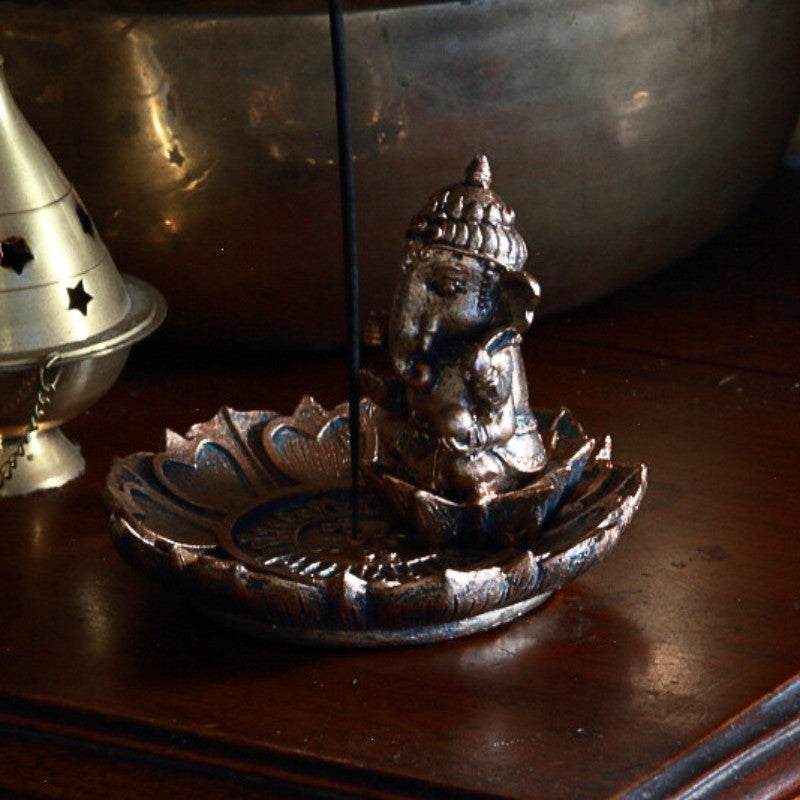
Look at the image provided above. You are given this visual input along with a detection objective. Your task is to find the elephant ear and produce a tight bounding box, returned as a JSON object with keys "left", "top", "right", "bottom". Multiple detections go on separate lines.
{"left": 499, "top": 271, "right": 541, "bottom": 333}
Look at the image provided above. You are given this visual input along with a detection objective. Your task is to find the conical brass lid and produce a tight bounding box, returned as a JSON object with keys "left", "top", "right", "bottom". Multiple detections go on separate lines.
{"left": 0, "top": 56, "right": 165, "bottom": 367}
{"left": 0, "top": 56, "right": 69, "bottom": 212}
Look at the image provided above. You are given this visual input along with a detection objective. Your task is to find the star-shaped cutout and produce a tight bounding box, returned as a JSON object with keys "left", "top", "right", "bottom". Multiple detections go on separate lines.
{"left": 76, "top": 202, "right": 95, "bottom": 237}
{"left": 1, "top": 237, "right": 34, "bottom": 275}
{"left": 167, "top": 144, "right": 186, "bottom": 167}
{"left": 67, "top": 280, "right": 93, "bottom": 316}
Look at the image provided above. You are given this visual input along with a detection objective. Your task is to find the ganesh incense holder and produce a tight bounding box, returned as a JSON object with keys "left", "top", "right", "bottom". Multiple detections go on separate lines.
{"left": 105, "top": 157, "right": 647, "bottom": 647}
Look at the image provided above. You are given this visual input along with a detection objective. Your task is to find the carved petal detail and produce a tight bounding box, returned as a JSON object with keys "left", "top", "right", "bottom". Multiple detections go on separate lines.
{"left": 105, "top": 401, "right": 647, "bottom": 646}
{"left": 262, "top": 396, "right": 379, "bottom": 485}
{"left": 153, "top": 408, "right": 283, "bottom": 513}
{"left": 105, "top": 453, "right": 218, "bottom": 549}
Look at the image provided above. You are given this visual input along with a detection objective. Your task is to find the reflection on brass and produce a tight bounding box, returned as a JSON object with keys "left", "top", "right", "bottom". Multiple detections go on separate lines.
{"left": 0, "top": 56, "right": 166, "bottom": 497}
{"left": 2, "top": 3, "right": 798, "bottom": 347}
{"left": 61, "top": 19, "right": 216, "bottom": 245}
{"left": 106, "top": 159, "right": 646, "bottom": 646}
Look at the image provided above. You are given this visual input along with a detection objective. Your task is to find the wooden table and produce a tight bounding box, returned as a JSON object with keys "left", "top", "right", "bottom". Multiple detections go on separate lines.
{"left": 2, "top": 165, "right": 799, "bottom": 799}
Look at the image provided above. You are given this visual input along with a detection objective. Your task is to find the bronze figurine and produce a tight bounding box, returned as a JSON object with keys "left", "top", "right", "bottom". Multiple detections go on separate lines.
{"left": 363, "top": 157, "right": 571, "bottom": 548}
{"left": 106, "top": 156, "right": 647, "bottom": 646}
{"left": 365, "top": 156, "right": 544, "bottom": 503}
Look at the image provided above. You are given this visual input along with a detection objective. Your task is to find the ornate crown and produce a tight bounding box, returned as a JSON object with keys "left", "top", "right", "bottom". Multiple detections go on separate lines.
{"left": 406, "top": 155, "right": 527, "bottom": 271}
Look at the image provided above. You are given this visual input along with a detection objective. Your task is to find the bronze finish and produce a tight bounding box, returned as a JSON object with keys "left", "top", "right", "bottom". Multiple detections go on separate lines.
{"left": 365, "top": 156, "right": 548, "bottom": 534}
{"left": 106, "top": 399, "right": 645, "bottom": 646}
{"left": 106, "top": 155, "right": 646, "bottom": 644}
{"left": 363, "top": 158, "right": 640, "bottom": 553}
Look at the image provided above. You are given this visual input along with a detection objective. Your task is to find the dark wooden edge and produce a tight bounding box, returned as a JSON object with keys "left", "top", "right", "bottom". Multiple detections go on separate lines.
{"left": 614, "top": 673, "right": 800, "bottom": 799}
{"left": 0, "top": 692, "right": 503, "bottom": 800}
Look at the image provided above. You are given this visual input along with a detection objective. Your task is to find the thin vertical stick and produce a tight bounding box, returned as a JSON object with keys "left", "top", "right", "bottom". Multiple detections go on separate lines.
{"left": 328, "top": 0, "right": 360, "bottom": 538}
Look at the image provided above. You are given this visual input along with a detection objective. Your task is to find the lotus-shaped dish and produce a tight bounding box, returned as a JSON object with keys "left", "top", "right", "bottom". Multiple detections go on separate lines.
{"left": 105, "top": 397, "right": 646, "bottom": 646}
{"left": 362, "top": 407, "right": 596, "bottom": 550}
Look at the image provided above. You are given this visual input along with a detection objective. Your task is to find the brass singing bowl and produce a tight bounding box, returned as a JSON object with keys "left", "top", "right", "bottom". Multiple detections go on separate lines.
{"left": 2, "top": 1, "right": 799, "bottom": 347}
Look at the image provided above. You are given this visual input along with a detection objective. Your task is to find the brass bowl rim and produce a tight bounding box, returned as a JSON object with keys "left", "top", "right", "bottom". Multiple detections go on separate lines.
{"left": 13, "top": 1, "right": 445, "bottom": 19}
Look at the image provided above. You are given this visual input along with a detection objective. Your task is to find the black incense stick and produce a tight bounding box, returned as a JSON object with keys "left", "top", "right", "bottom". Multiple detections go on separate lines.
{"left": 328, "top": 0, "right": 361, "bottom": 538}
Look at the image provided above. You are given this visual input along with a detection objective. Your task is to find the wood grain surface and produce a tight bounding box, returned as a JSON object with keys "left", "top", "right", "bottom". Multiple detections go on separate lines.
{"left": 1, "top": 165, "right": 798, "bottom": 799}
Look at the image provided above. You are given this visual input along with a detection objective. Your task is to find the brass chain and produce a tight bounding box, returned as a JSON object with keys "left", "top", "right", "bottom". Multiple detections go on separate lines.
{"left": 0, "top": 353, "right": 62, "bottom": 490}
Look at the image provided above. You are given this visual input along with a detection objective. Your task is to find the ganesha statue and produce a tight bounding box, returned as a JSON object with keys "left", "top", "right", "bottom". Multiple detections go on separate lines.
{"left": 106, "top": 153, "right": 647, "bottom": 644}
{"left": 363, "top": 156, "right": 559, "bottom": 545}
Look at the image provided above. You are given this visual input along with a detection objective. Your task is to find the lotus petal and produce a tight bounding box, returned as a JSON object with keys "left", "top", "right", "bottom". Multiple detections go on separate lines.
{"left": 105, "top": 400, "right": 647, "bottom": 646}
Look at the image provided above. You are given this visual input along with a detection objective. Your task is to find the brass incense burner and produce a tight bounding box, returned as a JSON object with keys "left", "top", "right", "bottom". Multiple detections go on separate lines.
{"left": 107, "top": 157, "right": 646, "bottom": 646}
{"left": 0, "top": 57, "right": 165, "bottom": 496}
